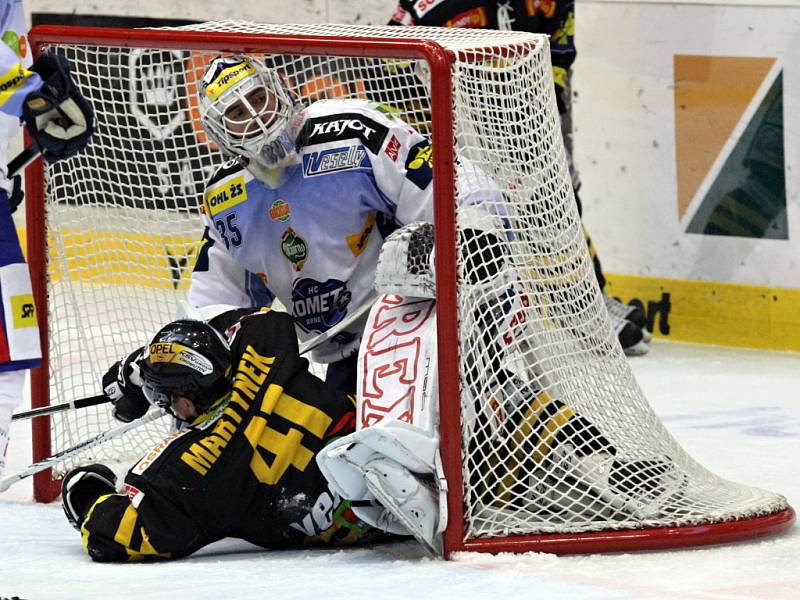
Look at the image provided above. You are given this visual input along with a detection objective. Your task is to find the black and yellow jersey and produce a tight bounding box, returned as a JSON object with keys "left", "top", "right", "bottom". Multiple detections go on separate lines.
{"left": 81, "top": 308, "right": 389, "bottom": 562}
{"left": 388, "top": 0, "right": 575, "bottom": 108}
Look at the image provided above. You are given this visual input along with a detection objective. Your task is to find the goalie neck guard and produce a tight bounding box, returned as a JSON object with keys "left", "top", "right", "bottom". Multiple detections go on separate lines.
{"left": 199, "top": 55, "right": 298, "bottom": 168}
{"left": 139, "top": 319, "right": 233, "bottom": 414}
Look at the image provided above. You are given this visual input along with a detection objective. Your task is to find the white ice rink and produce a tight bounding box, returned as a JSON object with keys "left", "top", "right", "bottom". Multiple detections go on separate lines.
{"left": 1, "top": 340, "right": 798, "bottom": 600}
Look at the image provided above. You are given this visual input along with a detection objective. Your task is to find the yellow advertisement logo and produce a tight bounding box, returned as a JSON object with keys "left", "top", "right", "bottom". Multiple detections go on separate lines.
{"left": 148, "top": 342, "right": 214, "bottom": 374}
{"left": 204, "top": 175, "right": 248, "bottom": 217}
{"left": 346, "top": 213, "right": 376, "bottom": 257}
{"left": 0, "top": 63, "right": 31, "bottom": 108}
{"left": 11, "top": 294, "right": 36, "bottom": 329}
{"left": 204, "top": 62, "right": 256, "bottom": 101}
{"left": 408, "top": 145, "right": 432, "bottom": 170}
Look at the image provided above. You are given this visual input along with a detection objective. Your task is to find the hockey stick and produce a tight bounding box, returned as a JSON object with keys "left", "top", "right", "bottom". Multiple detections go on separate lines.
{"left": 298, "top": 292, "right": 379, "bottom": 355}
{"left": 10, "top": 293, "right": 379, "bottom": 423}
{"left": 1, "top": 293, "right": 382, "bottom": 490}
{"left": 12, "top": 393, "right": 108, "bottom": 422}
{"left": 2, "top": 290, "right": 381, "bottom": 481}
{"left": 7, "top": 141, "right": 42, "bottom": 177}
{"left": 0, "top": 408, "right": 164, "bottom": 492}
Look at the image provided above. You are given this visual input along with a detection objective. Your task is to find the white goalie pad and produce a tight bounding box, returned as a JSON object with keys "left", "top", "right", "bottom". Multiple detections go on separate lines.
{"left": 316, "top": 420, "right": 444, "bottom": 554}
{"left": 317, "top": 294, "right": 446, "bottom": 554}
{"left": 317, "top": 420, "right": 438, "bottom": 501}
{"left": 357, "top": 295, "right": 439, "bottom": 432}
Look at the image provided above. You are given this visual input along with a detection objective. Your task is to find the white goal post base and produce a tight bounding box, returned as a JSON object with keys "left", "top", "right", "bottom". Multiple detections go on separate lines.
{"left": 24, "top": 21, "right": 793, "bottom": 557}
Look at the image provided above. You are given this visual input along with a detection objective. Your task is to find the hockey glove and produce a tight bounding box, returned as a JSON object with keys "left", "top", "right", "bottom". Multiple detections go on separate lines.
{"left": 22, "top": 54, "right": 94, "bottom": 163}
{"left": 374, "top": 222, "right": 436, "bottom": 299}
{"left": 103, "top": 348, "right": 149, "bottom": 423}
{"left": 62, "top": 464, "right": 117, "bottom": 530}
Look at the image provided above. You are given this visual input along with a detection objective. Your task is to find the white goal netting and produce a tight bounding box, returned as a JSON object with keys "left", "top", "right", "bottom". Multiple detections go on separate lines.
{"left": 31, "top": 21, "right": 790, "bottom": 548}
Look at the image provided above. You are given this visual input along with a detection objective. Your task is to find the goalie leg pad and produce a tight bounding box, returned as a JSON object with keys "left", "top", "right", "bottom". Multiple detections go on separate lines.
{"left": 374, "top": 222, "right": 436, "bottom": 299}
{"left": 317, "top": 438, "right": 442, "bottom": 548}
{"left": 316, "top": 420, "right": 444, "bottom": 553}
{"left": 550, "top": 444, "right": 687, "bottom": 518}
{"left": 363, "top": 457, "right": 441, "bottom": 556}
{"left": 317, "top": 420, "right": 439, "bottom": 501}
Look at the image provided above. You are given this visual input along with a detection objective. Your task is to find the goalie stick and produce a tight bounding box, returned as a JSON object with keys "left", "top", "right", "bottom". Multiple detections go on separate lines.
{"left": 297, "top": 291, "right": 379, "bottom": 355}
{"left": 0, "top": 408, "right": 164, "bottom": 492}
{"left": 11, "top": 293, "right": 380, "bottom": 422}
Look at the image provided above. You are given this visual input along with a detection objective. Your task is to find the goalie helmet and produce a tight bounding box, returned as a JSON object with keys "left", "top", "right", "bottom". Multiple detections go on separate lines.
{"left": 139, "top": 319, "right": 233, "bottom": 414}
{"left": 199, "top": 54, "right": 298, "bottom": 168}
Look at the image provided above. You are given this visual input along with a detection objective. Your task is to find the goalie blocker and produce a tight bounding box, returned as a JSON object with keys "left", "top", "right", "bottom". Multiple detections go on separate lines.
{"left": 317, "top": 223, "right": 687, "bottom": 554}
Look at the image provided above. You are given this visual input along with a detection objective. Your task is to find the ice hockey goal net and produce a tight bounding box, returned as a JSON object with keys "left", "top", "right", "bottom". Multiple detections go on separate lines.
{"left": 25, "top": 21, "right": 793, "bottom": 555}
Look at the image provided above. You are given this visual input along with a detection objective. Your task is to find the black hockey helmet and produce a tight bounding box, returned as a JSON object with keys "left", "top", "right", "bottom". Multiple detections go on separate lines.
{"left": 139, "top": 319, "right": 233, "bottom": 414}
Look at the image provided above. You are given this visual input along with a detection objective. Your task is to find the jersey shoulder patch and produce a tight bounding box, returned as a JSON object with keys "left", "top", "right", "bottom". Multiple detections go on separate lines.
{"left": 203, "top": 160, "right": 251, "bottom": 217}
{"left": 297, "top": 100, "right": 391, "bottom": 154}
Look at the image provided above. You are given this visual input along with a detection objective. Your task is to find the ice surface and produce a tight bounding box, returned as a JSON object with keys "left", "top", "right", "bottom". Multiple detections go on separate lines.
{"left": 1, "top": 340, "right": 798, "bottom": 600}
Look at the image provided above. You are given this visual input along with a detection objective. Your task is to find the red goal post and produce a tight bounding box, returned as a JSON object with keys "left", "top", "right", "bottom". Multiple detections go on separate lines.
{"left": 24, "top": 22, "right": 793, "bottom": 557}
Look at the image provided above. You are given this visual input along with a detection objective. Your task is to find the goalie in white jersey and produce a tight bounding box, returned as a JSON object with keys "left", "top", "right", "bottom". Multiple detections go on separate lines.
{"left": 317, "top": 223, "right": 687, "bottom": 555}
{"left": 189, "top": 55, "right": 498, "bottom": 395}
{"left": 0, "top": 0, "right": 94, "bottom": 480}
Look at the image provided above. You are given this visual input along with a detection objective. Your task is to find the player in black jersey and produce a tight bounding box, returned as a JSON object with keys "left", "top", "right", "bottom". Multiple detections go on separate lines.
{"left": 61, "top": 307, "right": 393, "bottom": 562}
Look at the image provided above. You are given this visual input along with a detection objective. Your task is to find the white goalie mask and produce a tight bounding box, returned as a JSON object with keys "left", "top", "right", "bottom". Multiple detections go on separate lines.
{"left": 199, "top": 55, "right": 298, "bottom": 168}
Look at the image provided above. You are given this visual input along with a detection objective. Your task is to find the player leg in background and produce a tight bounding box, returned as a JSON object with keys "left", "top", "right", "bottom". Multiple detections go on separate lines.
{"left": 466, "top": 363, "right": 686, "bottom": 520}
{"left": 461, "top": 282, "right": 684, "bottom": 521}
{"left": 559, "top": 71, "right": 650, "bottom": 355}
{"left": 0, "top": 184, "right": 42, "bottom": 480}
{"left": 0, "top": 370, "right": 25, "bottom": 478}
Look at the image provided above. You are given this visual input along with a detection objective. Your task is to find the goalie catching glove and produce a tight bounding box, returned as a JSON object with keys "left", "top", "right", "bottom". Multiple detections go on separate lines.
{"left": 102, "top": 348, "right": 149, "bottom": 423}
{"left": 375, "top": 221, "right": 436, "bottom": 299}
{"left": 374, "top": 213, "right": 508, "bottom": 299}
{"left": 22, "top": 54, "right": 94, "bottom": 162}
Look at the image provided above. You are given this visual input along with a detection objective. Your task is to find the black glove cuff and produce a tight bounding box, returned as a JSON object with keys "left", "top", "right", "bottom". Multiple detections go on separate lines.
{"left": 8, "top": 175, "right": 23, "bottom": 214}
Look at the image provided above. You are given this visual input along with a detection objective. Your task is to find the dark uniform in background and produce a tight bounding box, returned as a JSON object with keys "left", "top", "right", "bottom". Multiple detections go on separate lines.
{"left": 387, "top": 0, "right": 608, "bottom": 287}
{"left": 80, "top": 308, "right": 389, "bottom": 562}
{"left": 389, "top": 0, "right": 575, "bottom": 118}
{"left": 386, "top": 1, "right": 665, "bottom": 359}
